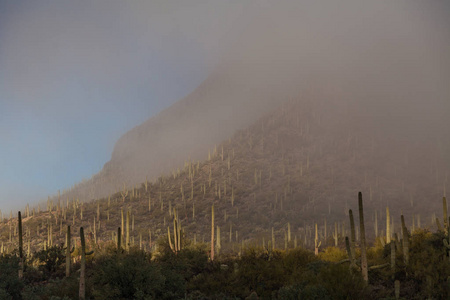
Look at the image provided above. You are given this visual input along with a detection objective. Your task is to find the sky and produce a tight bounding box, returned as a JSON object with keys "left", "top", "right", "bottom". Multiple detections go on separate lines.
{"left": 0, "top": 0, "right": 248, "bottom": 213}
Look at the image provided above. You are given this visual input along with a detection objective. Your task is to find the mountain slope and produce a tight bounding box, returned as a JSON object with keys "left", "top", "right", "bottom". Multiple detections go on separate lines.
{"left": 63, "top": 66, "right": 294, "bottom": 202}
{"left": 2, "top": 96, "right": 448, "bottom": 254}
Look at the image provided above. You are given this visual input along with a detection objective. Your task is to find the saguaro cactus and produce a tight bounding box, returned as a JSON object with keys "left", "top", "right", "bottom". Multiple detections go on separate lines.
{"left": 345, "top": 236, "right": 357, "bottom": 269}
{"left": 18, "top": 211, "right": 23, "bottom": 278}
{"left": 65, "top": 225, "right": 75, "bottom": 277}
{"left": 443, "top": 217, "right": 450, "bottom": 262}
{"left": 272, "top": 227, "right": 275, "bottom": 251}
{"left": 374, "top": 211, "right": 378, "bottom": 237}
{"left": 391, "top": 241, "right": 396, "bottom": 278}
{"left": 358, "top": 192, "right": 368, "bottom": 283}
{"left": 117, "top": 227, "right": 121, "bottom": 250}
{"left": 216, "top": 226, "right": 221, "bottom": 254}
{"left": 386, "top": 207, "right": 391, "bottom": 244}
{"left": 79, "top": 227, "right": 94, "bottom": 300}
{"left": 349, "top": 209, "right": 356, "bottom": 263}
{"left": 333, "top": 222, "right": 338, "bottom": 247}
{"left": 126, "top": 208, "right": 130, "bottom": 251}
{"left": 168, "top": 209, "right": 181, "bottom": 254}
{"left": 444, "top": 197, "right": 448, "bottom": 233}
{"left": 401, "top": 215, "right": 409, "bottom": 266}
{"left": 314, "top": 223, "right": 321, "bottom": 255}
{"left": 211, "top": 204, "right": 215, "bottom": 261}
{"left": 395, "top": 280, "right": 400, "bottom": 299}
{"left": 168, "top": 226, "right": 174, "bottom": 252}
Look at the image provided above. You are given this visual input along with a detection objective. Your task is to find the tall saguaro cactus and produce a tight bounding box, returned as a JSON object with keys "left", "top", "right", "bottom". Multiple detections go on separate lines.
{"left": 386, "top": 207, "right": 391, "bottom": 244}
{"left": 18, "top": 211, "right": 23, "bottom": 279}
{"left": 349, "top": 209, "right": 356, "bottom": 263}
{"left": 126, "top": 208, "right": 130, "bottom": 252}
{"left": 391, "top": 240, "right": 396, "bottom": 279}
{"left": 345, "top": 236, "right": 357, "bottom": 269}
{"left": 443, "top": 216, "right": 450, "bottom": 262}
{"left": 65, "top": 225, "right": 75, "bottom": 277}
{"left": 211, "top": 204, "right": 215, "bottom": 261}
{"left": 333, "top": 222, "right": 338, "bottom": 247}
{"left": 272, "top": 227, "right": 275, "bottom": 251}
{"left": 79, "top": 227, "right": 94, "bottom": 300}
{"left": 168, "top": 209, "right": 182, "bottom": 253}
{"left": 314, "top": 223, "right": 321, "bottom": 255}
{"left": 117, "top": 227, "right": 121, "bottom": 250}
{"left": 358, "top": 192, "right": 368, "bottom": 283}
{"left": 401, "top": 215, "right": 409, "bottom": 266}
{"left": 444, "top": 197, "right": 448, "bottom": 233}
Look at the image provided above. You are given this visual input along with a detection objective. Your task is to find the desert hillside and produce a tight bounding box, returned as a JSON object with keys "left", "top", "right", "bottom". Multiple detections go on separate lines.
{"left": 2, "top": 95, "right": 448, "bottom": 255}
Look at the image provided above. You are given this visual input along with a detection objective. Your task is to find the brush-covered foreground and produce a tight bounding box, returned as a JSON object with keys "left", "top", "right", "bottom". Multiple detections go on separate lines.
{"left": 0, "top": 227, "right": 449, "bottom": 300}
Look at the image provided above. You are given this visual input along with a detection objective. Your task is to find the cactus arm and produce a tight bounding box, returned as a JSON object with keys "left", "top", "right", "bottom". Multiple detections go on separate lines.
{"left": 168, "top": 226, "right": 174, "bottom": 252}
{"left": 369, "top": 263, "right": 390, "bottom": 270}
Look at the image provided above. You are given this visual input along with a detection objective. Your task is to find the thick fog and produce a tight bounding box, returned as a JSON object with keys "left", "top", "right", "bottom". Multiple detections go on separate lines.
{"left": 106, "top": 0, "right": 450, "bottom": 195}
{"left": 222, "top": 0, "right": 450, "bottom": 134}
{"left": 1, "top": 0, "right": 449, "bottom": 211}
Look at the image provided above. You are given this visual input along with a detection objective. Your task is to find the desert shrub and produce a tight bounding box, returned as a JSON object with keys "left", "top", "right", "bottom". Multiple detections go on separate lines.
{"left": 283, "top": 247, "right": 318, "bottom": 282}
{"left": 21, "top": 285, "right": 47, "bottom": 300}
{"left": 277, "top": 282, "right": 332, "bottom": 300}
{"left": 316, "top": 263, "right": 367, "bottom": 300}
{"left": 0, "top": 254, "right": 24, "bottom": 299}
{"left": 90, "top": 248, "right": 165, "bottom": 300}
{"left": 32, "top": 245, "right": 66, "bottom": 278}
{"left": 188, "top": 258, "right": 235, "bottom": 298}
{"left": 235, "top": 247, "right": 286, "bottom": 298}
{"left": 155, "top": 237, "right": 210, "bottom": 298}
{"left": 277, "top": 284, "right": 302, "bottom": 300}
{"left": 318, "top": 247, "right": 347, "bottom": 262}
{"left": 407, "top": 230, "right": 450, "bottom": 299}
{"left": 22, "top": 277, "right": 79, "bottom": 300}
{"left": 299, "top": 285, "right": 331, "bottom": 300}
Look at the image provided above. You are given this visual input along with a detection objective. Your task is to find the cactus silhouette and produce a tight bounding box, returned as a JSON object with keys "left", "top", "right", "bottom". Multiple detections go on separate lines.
{"left": 65, "top": 225, "right": 75, "bottom": 277}
{"left": 79, "top": 227, "right": 94, "bottom": 300}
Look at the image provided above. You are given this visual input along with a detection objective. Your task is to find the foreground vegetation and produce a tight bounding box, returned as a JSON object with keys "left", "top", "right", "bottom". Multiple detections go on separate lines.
{"left": 0, "top": 221, "right": 450, "bottom": 299}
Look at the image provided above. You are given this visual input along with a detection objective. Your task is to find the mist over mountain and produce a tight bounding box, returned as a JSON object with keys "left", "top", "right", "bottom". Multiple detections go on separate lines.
{"left": 2, "top": 3, "right": 450, "bottom": 298}
{"left": 57, "top": 0, "right": 450, "bottom": 204}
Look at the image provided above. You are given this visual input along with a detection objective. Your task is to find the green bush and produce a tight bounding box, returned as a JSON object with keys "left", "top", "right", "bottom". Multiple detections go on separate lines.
{"left": 236, "top": 247, "right": 286, "bottom": 298}
{"left": 91, "top": 248, "right": 165, "bottom": 300}
{"left": 0, "top": 253, "right": 24, "bottom": 299}
{"left": 31, "top": 245, "right": 66, "bottom": 278}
